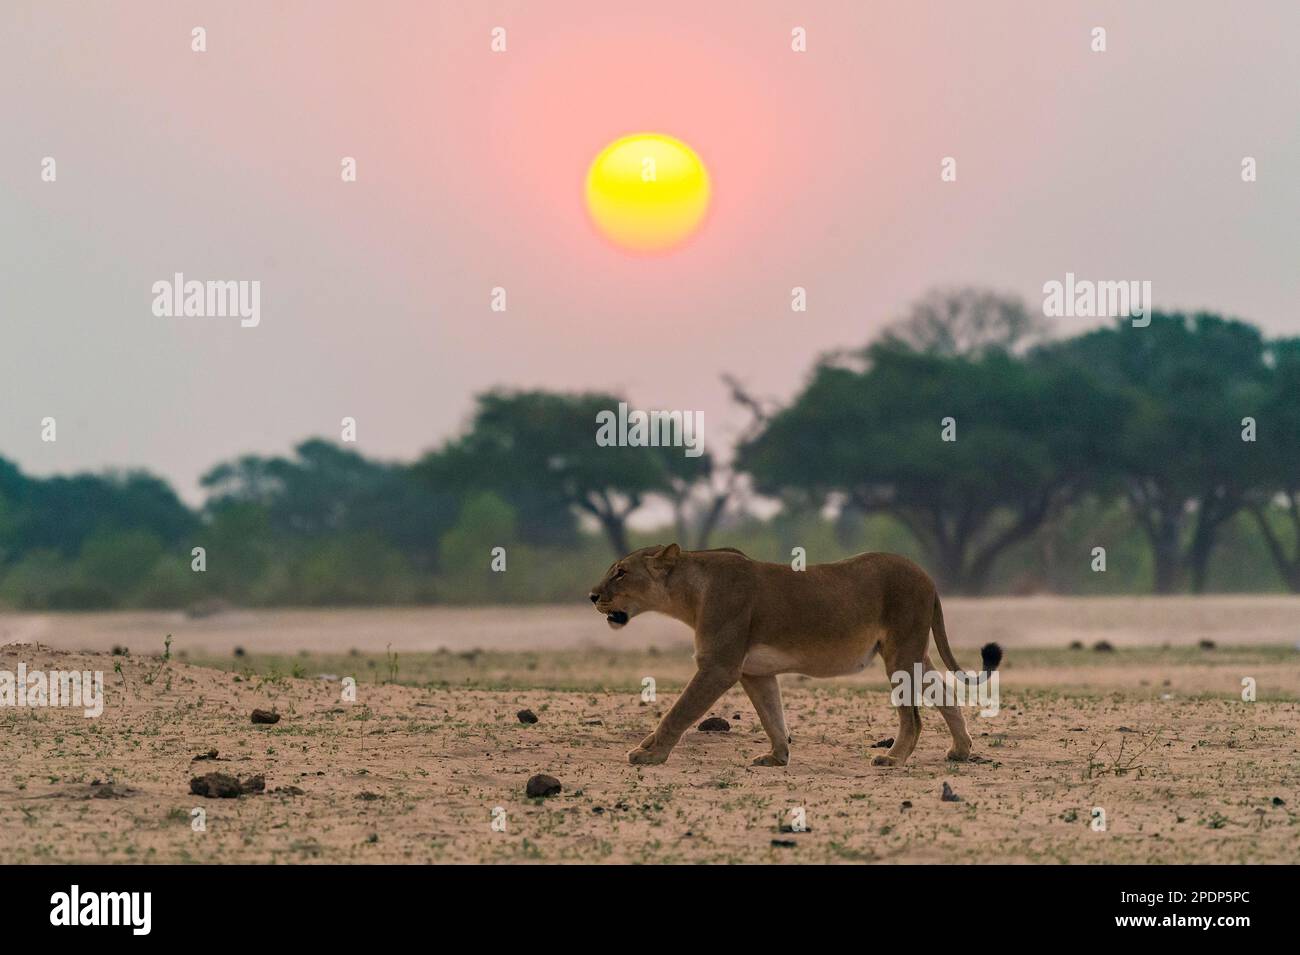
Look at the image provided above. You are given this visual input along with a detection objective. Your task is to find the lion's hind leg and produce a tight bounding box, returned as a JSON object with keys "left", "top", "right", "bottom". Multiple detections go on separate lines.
{"left": 924, "top": 652, "right": 973, "bottom": 760}
{"left": 872, "top": 704, "right": 920, "bottom": 766}
{"left": 872, "top": 632, "right": 926, "bottom": 767}
{"left": 741, "top": 673, "right": 790, "bottom": 766}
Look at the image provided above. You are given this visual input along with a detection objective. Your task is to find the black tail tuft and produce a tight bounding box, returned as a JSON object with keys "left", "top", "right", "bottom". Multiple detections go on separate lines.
{"left": 980, "top": 642, "right": 1003, "bottom": 671}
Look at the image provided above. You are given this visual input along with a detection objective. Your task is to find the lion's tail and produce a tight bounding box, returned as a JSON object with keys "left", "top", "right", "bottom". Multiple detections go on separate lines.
{"left": 931, "top": 593, "right": 1002, "bottom": 685}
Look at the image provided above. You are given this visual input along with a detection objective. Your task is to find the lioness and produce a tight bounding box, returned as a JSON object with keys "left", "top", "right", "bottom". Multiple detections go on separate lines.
{"left": 589, "top": 544, "right": 1001, "bottom": 767}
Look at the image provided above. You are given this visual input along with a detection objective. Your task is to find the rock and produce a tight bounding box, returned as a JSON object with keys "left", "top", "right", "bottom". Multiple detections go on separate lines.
{"left": 770, "top": 839, "right": 797, "bottom": 848}
{"left": 1198, "top": 639, "right": 1217, "bottom": 650}
{"left": 1068, "top": 640, "right": 1084, "bottom": 650}
{"left": 233, "top": 646, "right": 246, "bottom": 657}
{"left": 516, "top": 708, "right": 538, "bottom": 724}
{"left": 900, "top": 800, "right": 912, "bottom": 810}
{"left": 190, "top": 772, "right": 264, "bottom": 798}
{"left": 250, "top": 709, "right": 280, "bottom": 725}
{"left": 1273, "top": 796, "right": 1286, "bottom": 807}
{"left": 526, "top": 773, "right": 562, "bottom": 798}
{"left": 191, "top": 749, "right": 219, "bottom": 761}
{"left": 190, "top": 773, "right": 241, "bottom": 798}
{"left": 697, "top": 717, "right": 731, "bottom": 732}
{"left": 871, "top": 737, "right": 895, "bottom": 748}
{"left": 940, "top": 782, "right": 963, "bottom": 802}
{"left": 1093, "top": 640, "right": 1115, "bottom": 653}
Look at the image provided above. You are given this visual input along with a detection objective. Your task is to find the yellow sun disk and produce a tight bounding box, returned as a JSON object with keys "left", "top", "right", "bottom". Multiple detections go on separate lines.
{"left": 585, "top": 134, "right": 711, "bottom": 252}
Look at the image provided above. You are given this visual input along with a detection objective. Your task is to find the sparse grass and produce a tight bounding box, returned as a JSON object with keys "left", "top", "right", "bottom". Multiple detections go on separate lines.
{"left": 188, "top": 643, "right": 1300, "bottom": 702}
{"left": 7, "top": 633, "right": 1300, "bottom": 864}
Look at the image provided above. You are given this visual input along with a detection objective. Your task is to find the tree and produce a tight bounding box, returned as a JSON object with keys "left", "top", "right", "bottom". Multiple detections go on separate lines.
{"left": 661, "top": 374, "right": 772, "bottom": 550}
{"left": 202, "top": 439, "right": 455, "bottom": 570}
{"left": 0, "top": 459, "right": 195, "bottom": 563}
{"left": 738, "top": 340, "right": 1123, "bottom": 593}
{"left": 1244, "top": 337, "right": 1300, "bottom": 590}
{"left": 881, "top": 287, "right": 1048, "bottom": 357}
{"left": 1049, "top": 313, "right": 1269, "bottom": 592}
{"left": 417, "top": 390, "right": 691, "bottom": 556}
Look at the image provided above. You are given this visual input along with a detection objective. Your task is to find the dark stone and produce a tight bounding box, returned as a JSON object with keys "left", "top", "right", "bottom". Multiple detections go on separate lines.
{"left": 697, "top": 717, "right": 731, "bottom": 732}
{"left": 526, "top": 774, "right": 562, "bottom": 798}
{"left": 516, "top": 708, "right": 538, "bottom": 724}
{"left": 190, "top": 772, "right": 264, "bottom": 798}
{"left": 250, "top": 709, "right": 281, "bottom": 724}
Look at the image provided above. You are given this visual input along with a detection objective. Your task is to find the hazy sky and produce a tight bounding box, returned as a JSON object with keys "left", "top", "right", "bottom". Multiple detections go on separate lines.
{"left": 3, "top": 0, "right": 1298, "bottom": 502}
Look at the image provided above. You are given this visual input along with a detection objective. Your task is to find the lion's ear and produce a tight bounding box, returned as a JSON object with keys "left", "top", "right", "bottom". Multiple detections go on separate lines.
{"left": 650, "top": 543, "right": 681, "bottom": 577}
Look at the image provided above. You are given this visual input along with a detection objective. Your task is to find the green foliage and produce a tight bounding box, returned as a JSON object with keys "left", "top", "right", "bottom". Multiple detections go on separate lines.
{"left": 417, "top": 390, "right": 712, "bottom": 555}
{"left": 1, "top": 299, "right": 1299, "bottom": 604}
{"left": 738, "top": 338, "right": 1125, "bottom": 592}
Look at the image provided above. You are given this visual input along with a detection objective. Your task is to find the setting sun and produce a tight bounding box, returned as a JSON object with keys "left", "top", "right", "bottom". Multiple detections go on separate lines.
{"left": 585, "top": 133, "right": 710, "bottom": 253}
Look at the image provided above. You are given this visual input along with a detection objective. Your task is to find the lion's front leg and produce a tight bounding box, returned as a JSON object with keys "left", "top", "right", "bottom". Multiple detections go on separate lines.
{"left": 627, "top": 664, "right": 739, "bottom": 765}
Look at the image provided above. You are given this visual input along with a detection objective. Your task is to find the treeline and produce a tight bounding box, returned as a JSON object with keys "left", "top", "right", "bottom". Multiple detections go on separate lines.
{"left": 1, "top": 291, "right": 1297, "bottom": 609}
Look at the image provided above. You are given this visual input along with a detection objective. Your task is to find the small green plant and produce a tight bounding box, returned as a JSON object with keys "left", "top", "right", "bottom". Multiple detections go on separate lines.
{"left": 143, "top": 634, "right": 173, "bottom": 686}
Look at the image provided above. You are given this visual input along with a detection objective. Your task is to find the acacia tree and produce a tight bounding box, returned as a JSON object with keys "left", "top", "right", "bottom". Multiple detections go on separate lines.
{"left": 1049, "top": 314, "right": 1269, "bottom": 592}
{"left": 417, "top": 390, "right": 708, "bottom": 557}
{"left": 737, "top": 340, "right": 1123, "bottom": 593}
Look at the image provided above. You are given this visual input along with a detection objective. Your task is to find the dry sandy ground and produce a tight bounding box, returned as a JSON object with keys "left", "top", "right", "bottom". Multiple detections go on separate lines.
{"left": 1, "top": 630, "right": 1297, "bottom": 864}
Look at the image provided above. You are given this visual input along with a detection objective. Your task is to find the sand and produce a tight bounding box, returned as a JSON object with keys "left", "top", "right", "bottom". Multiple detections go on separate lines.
{"left": 2, "top": 598, "right": 1297, "bottom": 864}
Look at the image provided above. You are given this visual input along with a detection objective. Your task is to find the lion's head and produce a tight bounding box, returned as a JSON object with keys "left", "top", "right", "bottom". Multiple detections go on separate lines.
{"left": 588, "top": 544, "right": 681, "bottom": 629}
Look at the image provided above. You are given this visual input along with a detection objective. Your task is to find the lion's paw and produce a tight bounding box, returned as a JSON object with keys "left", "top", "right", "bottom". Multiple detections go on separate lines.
{"left": 750, "top": 751, "right": 789, "bottom": 767}
{"left": 627, "top": 746, "right": 669, "bottom": 766}
{"left": 871, "top": 754, "right": 898, "bottom": 767}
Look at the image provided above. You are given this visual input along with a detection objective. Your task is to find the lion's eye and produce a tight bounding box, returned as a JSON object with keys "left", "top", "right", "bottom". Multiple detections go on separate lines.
{"left": 614, "top": 568, "right": 626, "bottom": 580}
